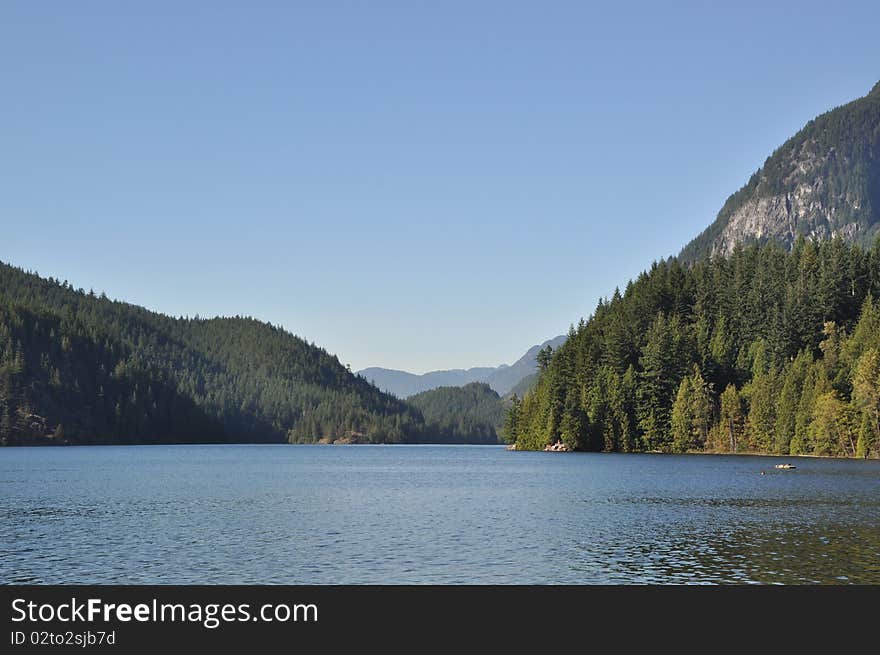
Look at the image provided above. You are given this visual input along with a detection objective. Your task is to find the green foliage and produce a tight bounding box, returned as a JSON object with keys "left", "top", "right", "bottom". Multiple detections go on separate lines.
{"left": 671, "top": 365, "right": 713, "bottom": 453}
{"left": 510, "top": 238, "right": 880, "bottom": 457}
{"left": 775, "top": 350, "right": 812, "bottom": 453}
{"left": 558, "top": 389, "right": 589, "bottom": 451}
{"left": 715, "top": 383, "right": 744, "bottom": 452}
{"left": 743, "top": 364, "right": 779, "bottom": 453}
{"left": 637, "top": 312, "right": 693, "bottom": 451}
{"left": 0, "top": 261, "right": 425, "bottom": 445}
{"left": 502, "top": 394, "right": 522, "bottom": 444}
{"left": 852, "top": 348, "right": 880, "bottom": 457}
{"left": 670, "top": 377, "right": 694, "bottom": 453}
{"left": 406, "top": 382, "right": 504, "bottom": 444}
{"left": 808, "top": 392, "right": 857, "bottom": 457}
{"left": 856, "top": 413, "right": 875, "bottom": 459}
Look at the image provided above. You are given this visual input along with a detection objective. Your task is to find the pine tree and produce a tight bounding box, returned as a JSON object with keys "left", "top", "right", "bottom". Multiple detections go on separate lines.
{"left": 790, "top": 361, "right": 831, "bottom": 454}
{"left": 775, "top": 350, "right": 812, "bottom": 454}
{"left": 852, "top": 348, "right": 880, "bottom": 443}
{"left": 855, "top": 413, "right": 874, "bottom": 459}
{"left": 637, "top": 313, "right": 691, "bottom": 451}
{"left": 0, "top": 405, "right": 11, "bottom": 442}
{"left": 689, "top": 365, "right": 713, "bottom": 449}
{"left": 671, "top": 365, "right": 713, "bottom": 453}
{"left": 743, "top": 364, "right": 778, "bottom": 452}
{"left": 709, "top": 315, "right": 735, "bottom": 383}
{"left": 717, "top": 383, "right": 744, "bottom": 452}
{"left": 809, "top": 392, "right": 853, "bottom": 456}
{"left": 559, "top": 390, "right": 588, "bottom": 451}
{"left": 503, "top": 395, "right": 522, "bottom": 445}
{"left": 670, "top": 376, "right": 693, "bottom": 453}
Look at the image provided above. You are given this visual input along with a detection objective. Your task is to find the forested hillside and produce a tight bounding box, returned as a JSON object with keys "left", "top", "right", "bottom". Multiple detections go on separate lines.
{"left": 680, "top": 81, "right": 880, "bottom": 263}
{"left": 0, "top": 261, "right": 423, "bottom": 445}
{"left": 506, "top": 238, "right": 880, "bottom": 458}
{"left": 407, "top": 382, "right": 505, "bottom": 444}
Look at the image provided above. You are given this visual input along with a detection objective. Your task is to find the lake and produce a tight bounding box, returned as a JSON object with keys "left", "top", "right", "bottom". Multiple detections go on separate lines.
{"left": 1, "top": 445, "right": 879, "bottom": 584}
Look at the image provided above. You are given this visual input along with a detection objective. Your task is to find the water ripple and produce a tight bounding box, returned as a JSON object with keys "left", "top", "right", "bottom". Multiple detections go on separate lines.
{"left": 1, "top": 446, "right": 878, "bottom": 584}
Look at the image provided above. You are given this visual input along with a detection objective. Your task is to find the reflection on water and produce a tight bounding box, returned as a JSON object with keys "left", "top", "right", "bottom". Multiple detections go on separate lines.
{"left": 1, "top": 446, "right": 878, "bottom": 584}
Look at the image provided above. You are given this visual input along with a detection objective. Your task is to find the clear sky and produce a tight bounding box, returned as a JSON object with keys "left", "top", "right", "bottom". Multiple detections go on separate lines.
{"left": 2, "top": 1, "right": 878, "bottom": 373}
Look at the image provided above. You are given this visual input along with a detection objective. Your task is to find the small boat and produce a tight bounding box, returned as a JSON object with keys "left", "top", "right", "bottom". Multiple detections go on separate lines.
{"left": 774, "top": 463, "right": 797, "bottom": 470}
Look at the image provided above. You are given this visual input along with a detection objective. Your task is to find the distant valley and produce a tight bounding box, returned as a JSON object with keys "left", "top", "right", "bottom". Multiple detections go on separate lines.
{"left": 358, "top": 335, "right": 566, "bottom": 398}
{"left": 3, "top": 82, "right": 879, "bottom": 454}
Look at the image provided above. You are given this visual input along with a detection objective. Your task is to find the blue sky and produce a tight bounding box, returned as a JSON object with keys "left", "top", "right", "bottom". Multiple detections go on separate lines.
{"left": 2, "top": 1, "right": 878, "bottom": 373}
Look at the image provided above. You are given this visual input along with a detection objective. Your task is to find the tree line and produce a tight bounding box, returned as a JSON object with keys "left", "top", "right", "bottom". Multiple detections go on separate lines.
{"left": 0, "top": 261, "right": 430, "bottom": 445}
{"left": 505, "top": 237, "right": 880, "bottom": 458}
{"left": 407, "top": 382, "right": 505, "bottom": 444}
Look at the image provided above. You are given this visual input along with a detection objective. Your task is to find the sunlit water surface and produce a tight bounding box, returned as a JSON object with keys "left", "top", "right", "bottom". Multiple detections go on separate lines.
{"left": 2, "top": 445, "right": 878, "bottom": 584}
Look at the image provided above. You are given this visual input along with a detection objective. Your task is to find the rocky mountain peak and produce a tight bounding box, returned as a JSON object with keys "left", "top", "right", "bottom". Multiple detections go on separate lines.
{"left": 679, "top": 81, "right": 880, "bottom": 264}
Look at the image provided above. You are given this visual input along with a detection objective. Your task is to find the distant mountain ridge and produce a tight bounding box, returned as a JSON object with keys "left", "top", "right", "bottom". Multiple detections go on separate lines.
{"left": 680, "top": 80, "right": 880, "bottom": 264}
{"left": 359, "top": 335, "right": 567, "bottom": 398}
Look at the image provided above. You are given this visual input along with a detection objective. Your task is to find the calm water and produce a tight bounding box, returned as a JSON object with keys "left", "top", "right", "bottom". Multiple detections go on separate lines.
{"left": 2, "top": 445, "right": 879, "bottom": 584}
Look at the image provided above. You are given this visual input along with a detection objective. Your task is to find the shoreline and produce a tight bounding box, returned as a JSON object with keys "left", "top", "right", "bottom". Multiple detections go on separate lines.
{"left": 509, "top": 446, "right": 875, "bottom": 461}
{"left": 0, "top": 441, "right": 875, "bottom": 459}
{"left": 0, "top": 441, "right": 507, "bottom": 448}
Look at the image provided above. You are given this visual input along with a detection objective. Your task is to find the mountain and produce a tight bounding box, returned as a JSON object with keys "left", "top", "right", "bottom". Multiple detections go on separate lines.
{"left": 506, "top": 372, "right": 538, "bottom": 400}
{"left": 485, "top": 335, "right": 567, "bottom": 394}
{"left": 0, "top": 260, "right": 426, "bottom": 445}
{"left": 680, "top": 81, "right": 880, "bottom": 264}
{"left": 407, "top": 382, "right": 505, "bottom": 444}
{"left": 507, "top": 82, "right": 880, "bottom": 457}
{"left": 359, "top": 335, "right": 567, "bottom": 398}
{"left": 356, "top": 366, "right": 498, "bottom": 399}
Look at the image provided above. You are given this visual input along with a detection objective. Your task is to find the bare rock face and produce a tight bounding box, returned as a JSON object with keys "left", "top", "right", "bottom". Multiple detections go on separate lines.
{"left": 713, "top": 143, "right": 867, "bottom": 257}
{"left": 680, "top": 81, "right": 880, "bottom": 264}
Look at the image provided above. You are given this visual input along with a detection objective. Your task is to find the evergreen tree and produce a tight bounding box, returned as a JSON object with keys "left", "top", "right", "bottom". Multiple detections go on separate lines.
{"left": 637, "top": 313, "right": 691, "bottom": 451}
{"left": 716, "top": 383, "right": 744, "bottom": 452}
{"left": 791, "top": 361, "right": 831, "bottom": 455}
{"left": 775, "top": 350, "right": 812, "bottom": 454}
{"left": 559, "top": 389, "right": 588, "bottom": 451}
{"left": 503, "top": 395, "right": 522, "bottom": 445}
{"left": 743, "top": 364, "right": 778, "bottom": 452}
{"left": 809, "top": 392, "right": 854, "bottom": 456}
{"left": 670, "top": 376, "right": 694, "bottom": 453}
{"left": 507, "top": 239, "right": 879, "bottom": 458}
{"left": 852, "top": 348, "right": 880, "bottom": 449}
{"left": 856, "top": 413, "right": 875, "bottom": 459}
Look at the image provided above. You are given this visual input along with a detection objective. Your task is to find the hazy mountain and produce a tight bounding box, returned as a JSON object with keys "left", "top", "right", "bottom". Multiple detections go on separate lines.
{"left": 359, "top": 335, "right": 566, "bottom": 398}
{"left": 356, "top": 366, "right": 496, "bottom": 399}
{"left": 680, "top": 80, "right": 880, "bottom": 264}
{"left": 505, "top": 373, "right": 538, "bottom": 400}
{"left": 486, "top": 335, "right": 567, "bottom": 394}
